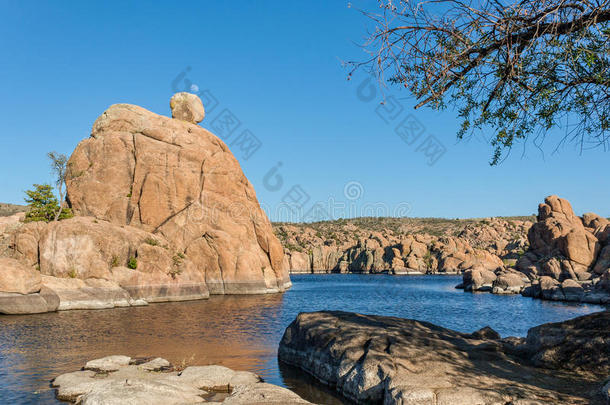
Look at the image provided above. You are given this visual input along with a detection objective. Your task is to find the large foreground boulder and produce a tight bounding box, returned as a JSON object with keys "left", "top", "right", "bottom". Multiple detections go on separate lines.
{"left": 279, "top": 311, "right": 608, "bottom": 404}
{"left": 519, "top": 310, "right": 610, "bottom": 373}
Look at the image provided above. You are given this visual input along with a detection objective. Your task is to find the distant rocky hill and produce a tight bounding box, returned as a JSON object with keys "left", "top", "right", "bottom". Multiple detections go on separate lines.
{"left": 0, "top": 203, "right": 26, "bottom": 217}
{"left": 273, "top": 197, "right": 610, "bottom": 305}
{"left": 273, "top": 216, "right": 534, "bottom": 274}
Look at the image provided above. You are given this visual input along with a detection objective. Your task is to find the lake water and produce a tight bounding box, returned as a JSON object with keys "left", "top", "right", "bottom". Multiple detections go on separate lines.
{"left": 0, "top": 274, "right": 606, "bottom": 404}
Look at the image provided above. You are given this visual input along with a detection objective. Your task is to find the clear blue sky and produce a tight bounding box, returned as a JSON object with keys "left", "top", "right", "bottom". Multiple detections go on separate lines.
{"left": 1, "top": 1, "right": 608, "bottom": 220}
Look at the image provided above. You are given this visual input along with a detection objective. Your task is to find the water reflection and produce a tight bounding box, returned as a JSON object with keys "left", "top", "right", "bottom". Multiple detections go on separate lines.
{"left": 0, "top": 275, "right": 605, "bottom": 404}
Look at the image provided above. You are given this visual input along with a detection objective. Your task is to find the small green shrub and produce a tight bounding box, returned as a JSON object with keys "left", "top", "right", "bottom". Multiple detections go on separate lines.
{"left": 423, "top": 251, "right": 434, "bottom": 270}
{"left": 68, "top": 267, "right": 77, "bottom": 278}
{"left": 172, "top": 253, "right": 184, "bottom": 267}
{"left": 110, "top": 255, "right": 120, "bottom": 268}
{"left": 144, "top": 238, "right": 158, "bottom": 246}
{"left": 170, "top": 253, "right": 185, "bottom": 278}
{"left": 24, "top": 184, "right": 73, "bottom": 223}
{"left": 127, "top": 257, "right": 138, "bottom": 269}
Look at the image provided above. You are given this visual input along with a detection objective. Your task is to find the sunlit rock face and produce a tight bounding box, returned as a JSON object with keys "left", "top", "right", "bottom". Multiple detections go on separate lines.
{"left": 64, "top": 95, "right": 288, "bottom": 296}
{"left": 0, "top": 94, "right": 289, "bottom": 314}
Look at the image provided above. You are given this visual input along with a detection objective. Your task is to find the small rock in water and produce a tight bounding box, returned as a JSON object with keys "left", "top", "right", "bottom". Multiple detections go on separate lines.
{"left": 84, "top": 355, "right": 131, "bottom": 372}
{"left": 470, "top": 326, "right": 501, "bottom": 340}
{"left": 138, "top": 357, "right": 170, "bottom": 371}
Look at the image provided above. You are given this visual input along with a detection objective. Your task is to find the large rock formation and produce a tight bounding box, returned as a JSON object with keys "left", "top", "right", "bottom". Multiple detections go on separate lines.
{"left": 279, "top": 310, "right": 609, "bottom": 405}
{"left": 458, "top": 195, "right": 610, "bottom": 303}
{"left": 0, "top": 94, "right": 289, "bottom": 314}
{"left": 277, "top": 217, "right": 530, "bottom": 275}
{"left": 52, "top": 355, "right": 311, "bottom": 404}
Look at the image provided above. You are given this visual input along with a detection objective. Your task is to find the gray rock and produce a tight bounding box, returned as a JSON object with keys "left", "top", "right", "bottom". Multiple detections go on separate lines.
{"left": 492, "top": 271, "right": 526, "bottom": 294}
{"left": 179, "top": 365, "right": 260, "bottom": 391}
{"left": 53, "top": 356, "right": 310, "bottom": 404}
{"left": 139, "top": 357, "right": 170, "bottom": 371}
{"left": 279, "top": 311, "right": 604, "bottom": 404}
{"left": 53, "top": 370, "right": 98, "bottom": 401}
{"left": 601, "top": 379, "right": 610, "bottom": 404}
{"left": 0, "top": 286, "right": 59, "bottom": 314}
{"left": 85, "top": 355, "right": 131, "bottom": 372}
{"left": 223, "top": 383, "right": 311, "bottom": 404}
{"left": 80, "top": 378, "right": 205, "bottom": 405}
{"left": 561, "top": 279, "right": 584, "bottom": 302}
{"left": 470, "top": 326, "right": 501, "bottom": 340}
{"left": 522, "top": 310, "right": 609, "bottom": 373}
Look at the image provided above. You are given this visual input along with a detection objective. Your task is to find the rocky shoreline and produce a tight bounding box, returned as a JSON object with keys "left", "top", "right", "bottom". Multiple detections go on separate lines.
{"left": 52, "top": 355, "right": 311, "bottom": 404}
{"left": 275, "top": 195, "right": 610, "bottom": 305}
{"left": 279, "top": 310, "right": 610, "bottom": 405}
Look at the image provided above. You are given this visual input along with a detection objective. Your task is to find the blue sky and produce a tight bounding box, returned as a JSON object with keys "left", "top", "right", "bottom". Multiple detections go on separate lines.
{"left": 1, "top": 1, "right": 608, "bottom": 220}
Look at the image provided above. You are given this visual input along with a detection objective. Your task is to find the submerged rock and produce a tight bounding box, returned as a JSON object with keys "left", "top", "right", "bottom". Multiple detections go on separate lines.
{"left": 279, "top": 310, "right": 608, "bottom": 404}
{"left": 53, "top": 356, "right": 311, "bottom": 404}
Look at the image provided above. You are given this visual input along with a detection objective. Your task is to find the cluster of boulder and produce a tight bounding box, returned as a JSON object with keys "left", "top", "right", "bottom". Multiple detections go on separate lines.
{"left": 277, "top": 195, "right": 610, "bottom": 304}
{"left": 278, "top": 217, "right": 531, "bottom": 275}
{"left": 52, "top": 355, "right": 311, "bottom": 404}
{"left": 0, "top": 93, "right": 289, "bottom": 314}
{"left": 458, "top": 195, "right": 610, "bottom": 304}
{"left": 279, "top": 310, "right": 610, "bottom": 404}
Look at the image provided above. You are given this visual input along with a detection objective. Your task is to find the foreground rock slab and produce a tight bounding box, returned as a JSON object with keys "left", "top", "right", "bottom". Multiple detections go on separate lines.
{"left": 53, "top": 355, "right": 312, "bottom": 404}
{"left": 279, "top": 311, "right": 609, "bottom": 405}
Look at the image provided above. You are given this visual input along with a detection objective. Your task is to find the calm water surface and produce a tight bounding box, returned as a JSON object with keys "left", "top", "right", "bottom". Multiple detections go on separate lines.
{"left": 0, "top": 274, "right": 606, "bottom": 404}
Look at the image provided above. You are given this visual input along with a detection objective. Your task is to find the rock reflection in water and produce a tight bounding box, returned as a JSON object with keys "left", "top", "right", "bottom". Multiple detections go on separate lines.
{"left": 0, "top": 293, "right": 333, "bottom": 404}
{"left": 0, "top": 274, "right": 605, "bottom": 404}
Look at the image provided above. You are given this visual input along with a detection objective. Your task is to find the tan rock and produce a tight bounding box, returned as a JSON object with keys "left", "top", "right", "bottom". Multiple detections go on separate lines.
{"left": 64, "top": 100, "right": 287, "bottom": 295}
{"left": 288, "top": 251, "right": 311, "bottom": 272}
{"left": 463, "top": 267, "right": 497, "bottom": 291}
{"left": 53, "top": 356, "right": 312, "bottom": 404}
{"left": 170, "top": 92, "right": 205, "bottom": 124}
{"left": 42, "top": 275, "right": 133, "bottom": 311}
{"left": 492, "top": 271, "right": 526, "bottom": 294}
{"left": 593, "top": 245, "right": 610, "bottom": 275}
{"left": 0, "top": 288, "right": 58, "bottom": 314}
{"left": 0, "top": 257, "right": 41, "bottom": 294}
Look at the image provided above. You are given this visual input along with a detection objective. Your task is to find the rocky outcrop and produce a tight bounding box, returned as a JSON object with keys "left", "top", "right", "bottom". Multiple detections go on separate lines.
{"left": 279, "top": 310, "right": 609, "bottom": 405}
{"left": 0, "top": 257, "right": 41, "bottom": 294}
{"left": 516, "top": 310, "right": 610, "bottom": 373}
{"left": 276, "top": 217, "right": 529, "bottom": 276}
{"left": 458, "top": 195, "right": 610, "bottom": 304}
{"left": 0, "top": 93, "right": 289, "bottom": 314}
{"left": 52, "top": 355, "right": 311, "bottom": 404}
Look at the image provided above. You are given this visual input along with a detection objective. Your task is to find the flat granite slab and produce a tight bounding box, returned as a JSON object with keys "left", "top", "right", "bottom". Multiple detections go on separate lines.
{"left": 279, "top": 310, "right": 610, "bottom": 405}
{"left": 52, "top": 355, "right": 312, "bottom": 404}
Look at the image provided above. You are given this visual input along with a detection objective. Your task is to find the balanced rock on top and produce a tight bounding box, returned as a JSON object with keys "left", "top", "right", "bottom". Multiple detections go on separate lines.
{"left": 170, "top": 92, "right": 205, "bottom": 124}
